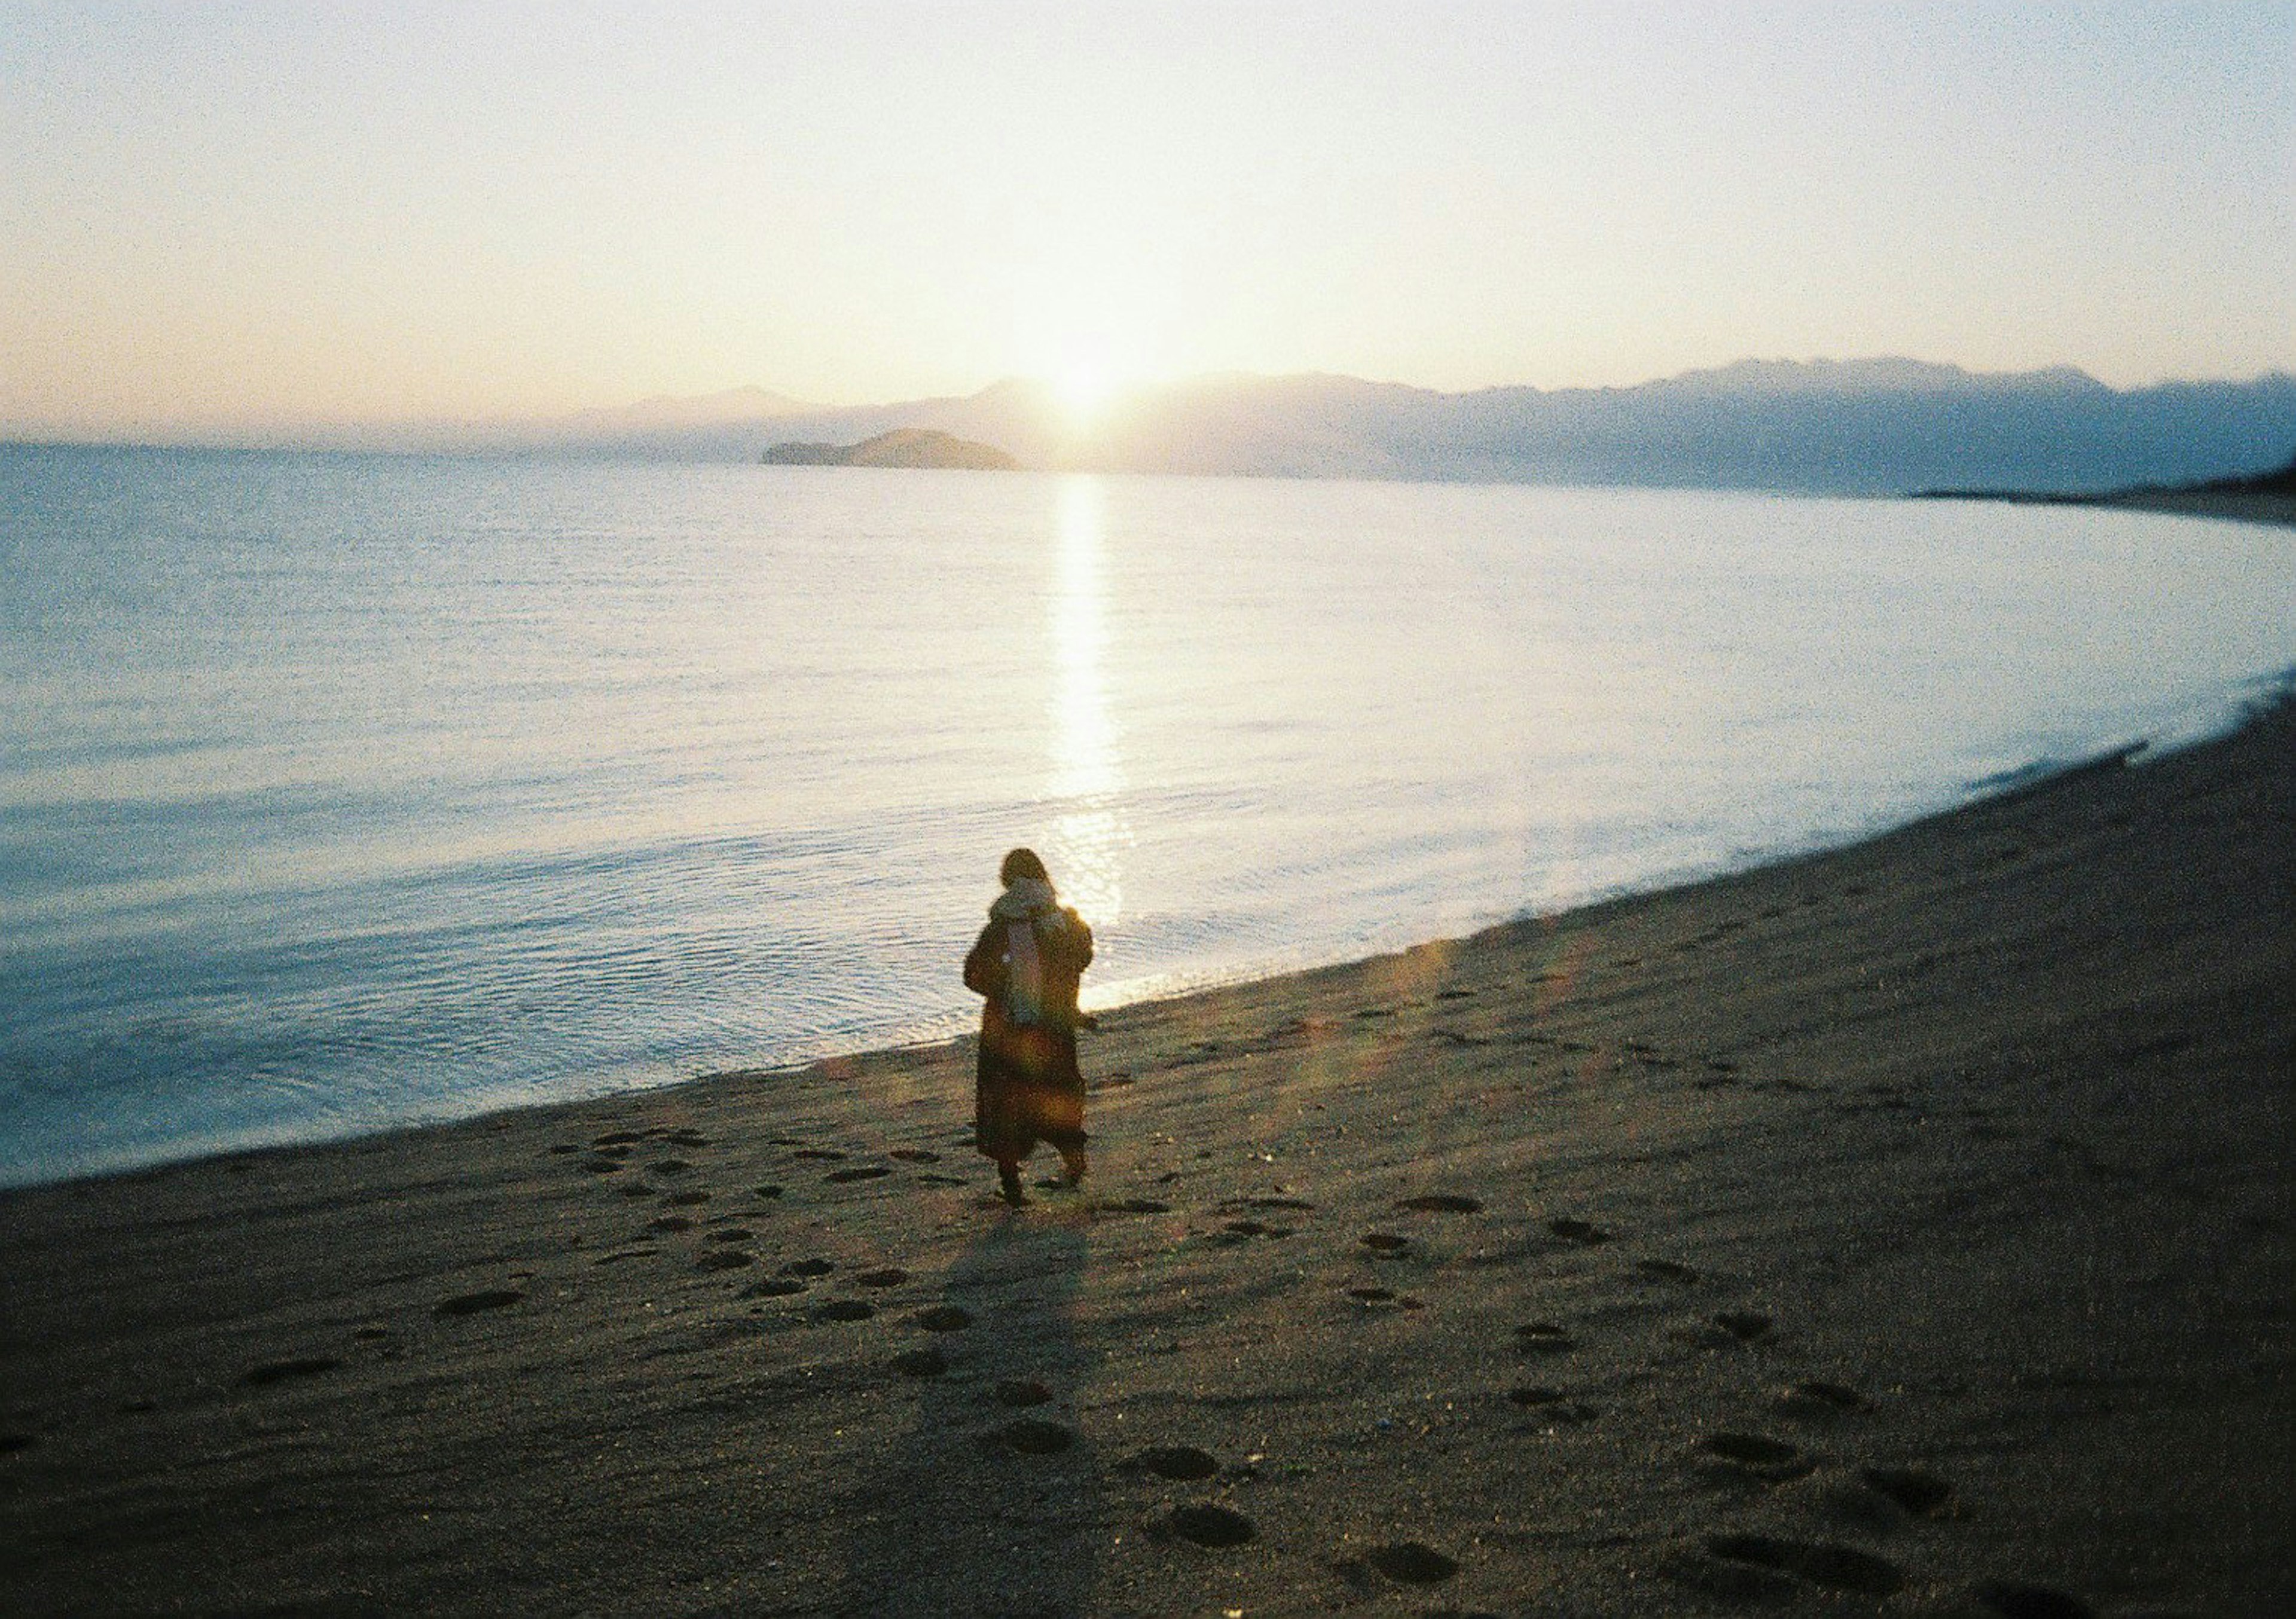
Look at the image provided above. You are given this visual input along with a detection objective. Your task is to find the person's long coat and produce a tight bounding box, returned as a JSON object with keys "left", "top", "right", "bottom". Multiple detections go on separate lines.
{"left": 963, "top": 905, "right": 1093, "bottom": 1160}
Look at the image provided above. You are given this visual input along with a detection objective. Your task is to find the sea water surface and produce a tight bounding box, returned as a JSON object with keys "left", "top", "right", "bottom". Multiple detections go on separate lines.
{"left": 3, "top": 445, "right": 2291, "bottom": 1186}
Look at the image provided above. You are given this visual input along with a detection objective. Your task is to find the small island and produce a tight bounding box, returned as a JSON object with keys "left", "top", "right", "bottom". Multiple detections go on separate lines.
{"left": 761, "top": 427, "right": 1018, "bottom": 471}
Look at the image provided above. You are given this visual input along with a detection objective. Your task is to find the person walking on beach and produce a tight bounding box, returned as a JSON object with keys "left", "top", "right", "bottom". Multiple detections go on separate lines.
{"left": 964, "top": 848, "right": 1094, "bottom": 1207}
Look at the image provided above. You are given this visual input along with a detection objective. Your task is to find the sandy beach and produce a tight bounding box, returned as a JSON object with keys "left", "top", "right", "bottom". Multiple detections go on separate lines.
{"left": 4, "top": 697, "right": 2289, "bottom": 1617}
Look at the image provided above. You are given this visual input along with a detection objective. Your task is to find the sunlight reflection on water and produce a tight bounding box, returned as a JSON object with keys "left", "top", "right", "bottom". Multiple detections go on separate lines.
{"left": 1048, "top": 476, "right": 1129, "bottom": 929}
{"left": 1, "top": 448, "right": 2289, "bottom": 1184}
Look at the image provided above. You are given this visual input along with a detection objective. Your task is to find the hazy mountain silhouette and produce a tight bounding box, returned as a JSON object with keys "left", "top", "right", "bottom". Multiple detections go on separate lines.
{"left": 379, "top": 384, "right": 821, "bottom": 460}
{"left": 386, "top": 360, "right": 2296, "bottom": 496}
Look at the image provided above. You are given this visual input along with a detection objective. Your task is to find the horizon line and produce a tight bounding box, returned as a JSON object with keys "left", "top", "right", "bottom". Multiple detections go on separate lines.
{"left": 9, "top": 352, "right": 2296, "bottom": 455}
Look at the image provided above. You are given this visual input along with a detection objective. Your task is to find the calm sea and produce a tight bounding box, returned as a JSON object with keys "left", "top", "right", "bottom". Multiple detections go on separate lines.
{"left": 2, "top": 445, "right": 2289, "bottom": 1186}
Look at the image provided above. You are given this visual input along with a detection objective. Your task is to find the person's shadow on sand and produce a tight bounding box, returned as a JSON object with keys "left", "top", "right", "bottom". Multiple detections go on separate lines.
{"left": 835, "top": 1210, "right": 1100, "bottom": 1617}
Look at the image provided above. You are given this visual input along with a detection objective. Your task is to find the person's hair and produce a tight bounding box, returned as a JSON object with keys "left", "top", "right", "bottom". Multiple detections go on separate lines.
{"left": 1000, "top": 847, "right": 1049, "bottom": 885}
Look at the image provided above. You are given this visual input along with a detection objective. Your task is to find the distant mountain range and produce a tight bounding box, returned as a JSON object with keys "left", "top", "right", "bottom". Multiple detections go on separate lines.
{"left": 373, "top": 359, "right": 2296, "bottom": 496}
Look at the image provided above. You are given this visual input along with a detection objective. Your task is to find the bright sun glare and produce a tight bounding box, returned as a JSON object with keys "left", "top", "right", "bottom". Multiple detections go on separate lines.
{"left": 1045, "top": 358, "right": 1127, "bottom": 430}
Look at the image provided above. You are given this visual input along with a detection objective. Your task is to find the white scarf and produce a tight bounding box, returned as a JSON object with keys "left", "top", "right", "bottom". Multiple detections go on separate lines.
{"left": 990, "top": 877, "right": 1058, "bottom": 1024}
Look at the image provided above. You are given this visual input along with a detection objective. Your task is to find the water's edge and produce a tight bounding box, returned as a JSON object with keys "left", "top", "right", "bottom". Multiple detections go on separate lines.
{"left": 16, "top": 679, "right": 2282, "bottom": 1195}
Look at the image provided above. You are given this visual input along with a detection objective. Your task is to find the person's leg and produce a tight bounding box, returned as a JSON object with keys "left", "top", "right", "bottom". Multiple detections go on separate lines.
{"left": 1058, "top": 1145, "right": 1088, "bottom": 1185}
{"left": 997, "top": 1158, "right": 1026, "bottom": 1206}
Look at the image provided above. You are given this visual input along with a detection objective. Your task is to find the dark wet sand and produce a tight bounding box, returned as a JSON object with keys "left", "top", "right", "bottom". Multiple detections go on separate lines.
{"left": 4, "top": 700, "right": 2291, "bottom": 1616}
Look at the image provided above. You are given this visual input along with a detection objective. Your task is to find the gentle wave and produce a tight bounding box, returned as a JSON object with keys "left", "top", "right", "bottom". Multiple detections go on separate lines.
{"left": 2, "top": 447, "right": 2291, "bottom": 1184}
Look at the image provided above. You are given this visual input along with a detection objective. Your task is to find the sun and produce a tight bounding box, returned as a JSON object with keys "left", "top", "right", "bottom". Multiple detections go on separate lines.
{"left": 1043, "top": 355, "right": 1132, "bottom": 432}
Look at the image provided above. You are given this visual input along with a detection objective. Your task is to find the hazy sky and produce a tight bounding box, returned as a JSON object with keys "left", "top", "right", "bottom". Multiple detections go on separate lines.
{"left": 4, "top": 1, "right": 2291, "bottom": 436}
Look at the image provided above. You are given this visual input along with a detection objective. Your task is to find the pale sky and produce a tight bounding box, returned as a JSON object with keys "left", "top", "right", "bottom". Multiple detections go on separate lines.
{"left": 3, "top": 1, "right": 2291, "bottom": 438}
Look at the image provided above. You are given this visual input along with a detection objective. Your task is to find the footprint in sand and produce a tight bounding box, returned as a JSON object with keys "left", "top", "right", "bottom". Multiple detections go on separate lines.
{"left": 1364, "top": 1542, "right": 1460, "bottom": 1584}
{"left": 1701, "top": 1534, "right": 1903, "bottom": 1597}
{"left": 999, "top": 1418, "right": 1074, "bottom": 1455}
{"left": 892, "top": 1348, "right": 948, "bottom": 1377}
{"left": 783, "top": 1257, "right": 835, "bottom": 1277}
{"left": 813, "top": 1300, "right": 875, "bottom": 1322}
{"left": 1167, "top": 1504, "right": 1256, "bottom": 1548}
{"left": 433, "top": 1289, "right": 523, "bottom": 1318}
{"left": 854, "top": 1267, "right": 909, "bottom": 1287}
{"left": 353, "top": 1326, "right": 392, "bottom": 1341}
{"left": 549, "top": 1143, "right": 581, "bottom": 1156}
{"left": 1514, "top": 1322, "right": 1576, "bottom": 1353}
{"left": 1132, "top": 1444, "right": 1220, "bottom": 1481}
{"left": 993, "top": 1378, "right": 1052, "bottom": 1407}
{"left": 593, "top": 1131, "right": 643, "bottom": 1147}
{"left": 742, "top": 1277, "right": 809, "bottom": 1298}
{"left": 582, "top": 1158, "right": 625, "bottom": 1174}
{"left": 1360, "top": 1232, "right": 1410, "bottom": 1254}
{"left": 707, "top": 1228, "right": 753, "bottom": 1244}
{"left": 1100, "top": 1198, "right": 1172, "bottom": 1214}
{"left": 1699, "top": 1432, "right": 1815, "bottom": 1482}
{"left": 1548, "top": 1217, "right": 1610, "bottom": 1244}
{"left": 1396, "top": 1193, "right": 1482, "bottom": 1213}
{"left": 1860, "top": 1466, "right": 1955, "bottom": 1517}
{"left": 242, "top": 1356, "right": 343, "bottom": 1388}
{"left": 664, "top": 1130, "right": 710, "bottom": 1148}
{"left": 1214, "top": 1220, "right": 1294, "bottom": 1242}
{"left": 618, "top": 1184, "right": 655, "bottom": 1198}
{"left": 1347, "top": 1287, "right": 1427, "bottom": 1310}
{"left": 889, "top": 1148, "right": 942, "bottom": 1163}
{"left": 792, "top": 1147, "right": 847, "bottom": 1161}
{"left": 1776, "top": 1380, "right": 1874, "bottom": 1419}
{"left": 648, "top": 1215, "right": 693, "bottom": 1233}
{"left": 697, "top": 1250, "right": 753, "bottom": 1271}
{"left": 651, "top": 1159, "right": 692, "bottom": 1175}
{"left": 914, "top": 1305, "right": 972, "bottom": 1331}
{"left": 662, "top": 1190, "right": 710, "bottom": 1207}
{"left": 917, "top": 1173, "right": 972, "bottom": 1187}
{"left": 828, "top": 1165, "right": 892, "bottom": 1183}
{"left": 1507, "top": 1387, "right": 1598, "bottom": 1423}
{"left": 751, "top": 1185, "right": 784, "bottom": 1200}
{"left": 1635, "top": 1258, "right": 1699, "bottom": 1283}
{"left": 1969, "top": 1580, "right": 2099, "bottom": 1619}
{"left": 1713, "top": 1311, "right": 1773, "bottom": 1342}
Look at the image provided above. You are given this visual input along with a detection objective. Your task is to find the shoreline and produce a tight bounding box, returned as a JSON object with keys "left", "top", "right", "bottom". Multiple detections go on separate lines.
{"left": 4, "top": 698, "right": 2290, "bottom": 1613}
{"left": 10, "top": 701, "right": 2277, "bottom": 1198}
{"left": 1910, "top": 487, "right": 2296, "bottom": 530}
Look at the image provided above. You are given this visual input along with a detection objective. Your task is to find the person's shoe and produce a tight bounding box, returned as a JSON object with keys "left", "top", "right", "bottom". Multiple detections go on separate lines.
{"left": 1059, "top": 1149, "right": 1088, "bottom": 1186}
{"left": 997, "top": 1165, "right": 1027, "bottom": 1207}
